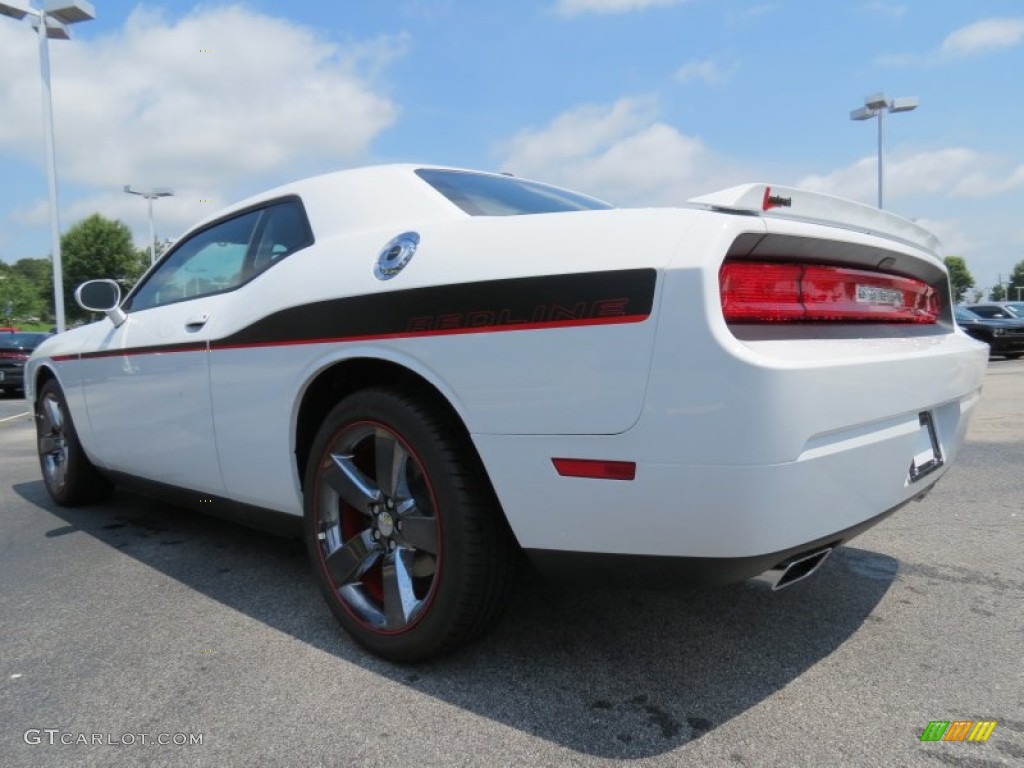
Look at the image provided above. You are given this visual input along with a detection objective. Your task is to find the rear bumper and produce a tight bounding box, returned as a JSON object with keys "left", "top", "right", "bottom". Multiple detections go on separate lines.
{"left": 524, "top": 498, "right": 909, "bottom": 588}
{"left": 474, "top": 324, "right": 985, "bottom": 561}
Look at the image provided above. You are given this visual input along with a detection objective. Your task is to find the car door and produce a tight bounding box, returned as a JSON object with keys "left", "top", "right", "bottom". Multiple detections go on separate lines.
{"left": 79, "top": 209, "right": 262, "bottom": 494}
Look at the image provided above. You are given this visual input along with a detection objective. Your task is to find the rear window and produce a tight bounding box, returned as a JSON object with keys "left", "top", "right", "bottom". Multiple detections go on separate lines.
{"left": 416, "top": 168, "right": 613, "bottom": 216}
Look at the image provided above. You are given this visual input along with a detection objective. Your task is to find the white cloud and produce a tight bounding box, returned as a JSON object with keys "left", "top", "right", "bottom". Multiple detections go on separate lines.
{"left": 497, "top": 97, "right": 749, "bottom": 206}
{"left": 796, "top": 148, "right": 1024, "bottom": 203}
{"left": 13, "top": 191, "right": 211, "bottom": 250}
{"left": 878, "top": 16, "right": 1024, "bottom": 65}
{"left": 553, "top": 0, "right": 688, "bottom": 17}
{"left": 674, "top": 57, "right": 739, "bottom": 86}
{"left": 10, "top": 200, "right": 51, "bottom": 229}
{"left": 941, "top": 17, "right": 1024, "bottom": 56}
{"left": 0, "top": 5, "right": 400, "bottom": 242}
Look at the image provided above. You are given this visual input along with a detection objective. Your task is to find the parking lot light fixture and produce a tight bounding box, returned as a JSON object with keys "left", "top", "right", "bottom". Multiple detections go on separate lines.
{"left": 849, "top": 92, "right": 919, "bottom": 210}
{"left": 0, "top": 0, "right": 96, "bottom": 333}
{"left": 124, "top": 186, "right": 175, "bottom": 265}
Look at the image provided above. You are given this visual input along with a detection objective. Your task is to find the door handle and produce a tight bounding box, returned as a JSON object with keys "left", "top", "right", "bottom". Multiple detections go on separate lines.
{"left": 185, "top": 312, "right": 210, "bottom": 331}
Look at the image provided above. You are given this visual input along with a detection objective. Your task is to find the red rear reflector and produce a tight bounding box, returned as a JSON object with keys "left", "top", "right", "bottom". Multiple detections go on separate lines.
{"left": 552, "top": 458, "right": 636, "bottom": 481}
{"left": 720, "top": 262, "right": 939, "bottom": 323}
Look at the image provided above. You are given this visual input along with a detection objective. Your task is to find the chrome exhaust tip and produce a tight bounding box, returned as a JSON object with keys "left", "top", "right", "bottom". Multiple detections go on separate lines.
{"left": 751, "top": 546, "right": 834, "bottom": 591}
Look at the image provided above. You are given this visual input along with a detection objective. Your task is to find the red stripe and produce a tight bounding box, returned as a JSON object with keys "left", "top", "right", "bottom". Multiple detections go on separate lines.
{"left": 212, "top": 312, "right": 648, "bottom": 351}
{"left": 75, "top": 344, "right": 207, "bottom": 361}
{"left": 47, "top": 312, "right": 649, "bottom": 361}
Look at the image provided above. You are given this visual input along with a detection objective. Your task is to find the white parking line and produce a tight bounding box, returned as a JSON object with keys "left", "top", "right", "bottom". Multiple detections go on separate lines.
{"left": 0, "top": 411, "right": 30, "bottom": 423}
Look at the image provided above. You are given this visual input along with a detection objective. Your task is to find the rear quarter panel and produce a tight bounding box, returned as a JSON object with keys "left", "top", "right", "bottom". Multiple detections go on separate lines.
{"left": 206, "top": 208, "right": 700, "bottom": 512}
{"left": 208, "top": 209, "right": 709, "bottom": 435}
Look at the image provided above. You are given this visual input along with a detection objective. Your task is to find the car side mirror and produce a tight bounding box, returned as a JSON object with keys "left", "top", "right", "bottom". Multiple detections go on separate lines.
{"left": 75, "top": 279, "right": 127, "bottom": 328}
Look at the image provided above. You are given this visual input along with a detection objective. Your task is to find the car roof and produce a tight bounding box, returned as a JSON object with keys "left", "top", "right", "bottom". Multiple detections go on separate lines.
{"left": 185, "top": 165, "right": 511, "bottom": 238}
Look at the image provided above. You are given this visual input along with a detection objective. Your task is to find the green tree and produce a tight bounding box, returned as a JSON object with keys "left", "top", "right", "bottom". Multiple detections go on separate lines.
{"left": 990, "top": 283, "right": 1007, "bottom": 301}
{"left": 943, "top": 256, "right": 975, "bottom": 304}
{"left": 0, "top": 270, "right": 45, "bottom": 322}
{"left": 48, "top": 214, "right": 147, "bottom": 322}
{"left": 1010, "top": 260, "right": 1024, "bottom": 302}
{"left": 11, "top": 257, "right": 52, "bottom": 286}
{"left": 10, "top": 257, "right": 53, "bottom": 320}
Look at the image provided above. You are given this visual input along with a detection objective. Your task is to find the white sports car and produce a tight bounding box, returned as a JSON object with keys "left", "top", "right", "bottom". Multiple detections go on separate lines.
{"left": 26, "top": 165, "right": 987, "bottom": 661}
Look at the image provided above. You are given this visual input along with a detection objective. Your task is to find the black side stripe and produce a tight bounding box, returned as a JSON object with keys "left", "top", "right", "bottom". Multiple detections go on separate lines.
{"left": 68, "top": 269, "right": 656, "bottom": 360}
{"left": 74, "top": 342, "right": 207, "bottom": 361}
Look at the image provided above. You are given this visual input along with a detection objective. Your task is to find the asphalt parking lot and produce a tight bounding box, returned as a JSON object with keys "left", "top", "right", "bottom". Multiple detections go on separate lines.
{"left": 1, "top": 360, "right": 1022, "bottom": 768}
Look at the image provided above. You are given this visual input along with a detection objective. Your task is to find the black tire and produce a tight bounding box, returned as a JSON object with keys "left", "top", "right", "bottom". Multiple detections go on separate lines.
{"left": 1004, "top": 353, "right": 1023, "bottom": 360}
{"left": 303, "top": 387, "right": 516, "bottom": 662}
{"left": 35, "top": 379, "right": 113, "bottom": 506}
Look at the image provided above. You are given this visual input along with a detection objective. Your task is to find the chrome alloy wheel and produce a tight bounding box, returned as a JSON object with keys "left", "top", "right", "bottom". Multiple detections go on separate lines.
{"left": 38, "top": 392, "right": 70, "bottom": 493}
{"left": 312, "top": 421, "right": 441, "bottom": 633}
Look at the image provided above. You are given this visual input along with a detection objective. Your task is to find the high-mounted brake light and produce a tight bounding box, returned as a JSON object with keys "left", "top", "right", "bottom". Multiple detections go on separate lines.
{"left": 719, "top": 262, "right": 939, "bottom": 323}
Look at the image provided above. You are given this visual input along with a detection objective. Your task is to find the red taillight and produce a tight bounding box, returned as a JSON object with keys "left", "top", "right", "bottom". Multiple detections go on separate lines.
{"left": 719, "top": 262, "right": 939, "bottom": 323}
{"left": 0, "top": 352, "right": 30, "bottom": 360}
{"left": 552, "top": 458, "right": 636, "bottom": 481}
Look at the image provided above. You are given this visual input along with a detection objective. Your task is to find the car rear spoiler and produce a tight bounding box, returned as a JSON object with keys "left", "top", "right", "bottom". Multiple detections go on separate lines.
{"left": 688, "top": 183, "right": 940, "bottom": 255}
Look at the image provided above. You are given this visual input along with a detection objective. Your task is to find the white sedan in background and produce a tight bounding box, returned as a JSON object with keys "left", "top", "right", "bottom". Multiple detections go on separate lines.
{"left": 26, "top": 165, "right": 986, "bottom": 661}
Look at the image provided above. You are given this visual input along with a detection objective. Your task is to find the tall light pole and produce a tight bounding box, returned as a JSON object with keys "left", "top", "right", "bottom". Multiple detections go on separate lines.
{"left": 124, "top": 186, "right": 174, "bottom": 265}
{"left": 850, "top": 92, "right": 918, "bottom": 210}
{"left": 1, "top": 1, "right": 96, "bottom": 333}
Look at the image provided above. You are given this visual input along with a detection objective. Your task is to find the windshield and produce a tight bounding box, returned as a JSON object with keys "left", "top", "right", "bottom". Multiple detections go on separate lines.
{"left": 416, "top": 168, "right": 613, "bottom": 216}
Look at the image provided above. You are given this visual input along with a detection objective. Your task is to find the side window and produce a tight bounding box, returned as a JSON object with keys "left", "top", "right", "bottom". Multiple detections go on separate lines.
{"left": 243, "top": 200, "right": 314, "bottom": 281}
{"left": 127, "top": 211, "right": 261, "bottom": 312}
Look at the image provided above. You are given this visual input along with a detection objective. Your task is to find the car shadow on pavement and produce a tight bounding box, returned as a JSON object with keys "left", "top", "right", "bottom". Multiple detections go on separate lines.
{"left": 15, "top": 481, "right": 897, "bottom": 759}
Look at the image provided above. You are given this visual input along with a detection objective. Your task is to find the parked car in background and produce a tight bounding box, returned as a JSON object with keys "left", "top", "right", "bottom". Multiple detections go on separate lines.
{"left": 954, "top": 306, "right": 1024, "bottom": 359}
{"left": 966, "top": 302, "right": 1024, "bottom": 319}
{"left": 0, "top": 331, "right": 51, "bottom": 395}
{"left": 24, "top": 165, "right": 987, "bottom": 661}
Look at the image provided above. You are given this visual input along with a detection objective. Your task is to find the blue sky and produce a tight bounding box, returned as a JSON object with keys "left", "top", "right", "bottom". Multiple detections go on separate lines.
{"left": 1, "top": 0, "right": 1023, "bottom": 295}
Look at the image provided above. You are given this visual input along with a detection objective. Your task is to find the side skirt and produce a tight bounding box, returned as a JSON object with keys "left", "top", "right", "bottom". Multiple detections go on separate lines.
{"left": 104, "top": 471, "right": 303, "bottom": 539}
